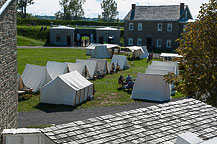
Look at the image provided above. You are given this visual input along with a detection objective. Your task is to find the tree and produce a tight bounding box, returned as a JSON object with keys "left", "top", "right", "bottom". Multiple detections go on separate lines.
{"left": 100, "top": 0, "right": 119, "bottom": 22}
{"left": 17, "top": 0, "right": 34, "bottom": 19}
{"left": 165, "top": 0, "right": 217, "bottom": 106}
{"left": 55, "top": 0, "right": 85, "bottom": 20}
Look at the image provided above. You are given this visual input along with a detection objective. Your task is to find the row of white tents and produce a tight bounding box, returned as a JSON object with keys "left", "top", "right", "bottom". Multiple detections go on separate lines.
{"left": 19, "top": 55, "right": 130, "bottom": 106}
{"left": 86, "top": 43, "right": 149, "bottom": 60}
{"left": 131, "top": 61, "right": 179, "bottom": 102}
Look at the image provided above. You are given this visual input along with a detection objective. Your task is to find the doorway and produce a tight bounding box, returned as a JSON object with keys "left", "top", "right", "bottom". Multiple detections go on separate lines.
{"left": 99, "top": 37, "right": 104, "bottom": 44}
{"left": 146, "top": 37, "right": 152, "bottom": 50}
{"left": 67, "top": 36, "right": 71, "bottom": 46}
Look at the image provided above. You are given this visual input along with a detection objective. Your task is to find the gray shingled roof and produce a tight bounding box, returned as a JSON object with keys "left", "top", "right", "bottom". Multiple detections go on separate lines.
{"left": 41, "top": 99, "right": 217, "bottom": 144}
{"left": 124, "top": 5, "right": 186, "bottom": 21}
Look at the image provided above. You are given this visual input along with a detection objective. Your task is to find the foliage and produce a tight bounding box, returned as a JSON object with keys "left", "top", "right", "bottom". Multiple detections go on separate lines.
{"left": 100, "top": 0, "right": 119, "bottom": 22}
{"left": 55, "top": 0, "right": 86, "bottom": 20}
{"left": 165, "top": 0, "right": 217, "bottom": 106}
{"left": 17, "top": 0, "right": 34, "bottom": 19}
{"left": 17, "top": 19, "right": 124, "bottom": 27}
{"left": 17, "top": 35, "right": 46, "bottom": 46}
{"left": 17, "top": 26, "right": 50, "bottom": 41}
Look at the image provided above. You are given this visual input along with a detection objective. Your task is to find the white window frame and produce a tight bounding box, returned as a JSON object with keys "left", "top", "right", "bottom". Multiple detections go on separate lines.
{"left": 167, "top": 23, "right": 172, "bottom": 32}
{"left": 166, "top": 40, "right": 172, "bottom": 48}
{"left": 137, "top": 38, "right": 142, "bottom": 46}
{"left": 157, "top": 39, "right": 162, "bottom": 47}
{"left": 158, "top": 23, "right": 162, "bottom": 31}
{"left": 138, "top": 23, "right": 142, "bottom": 31}
{"left": 129, "top": 23, "right": 134, "bottom": 31}
{"left": 128, "top": 38, "right": 133, "bottom": 45}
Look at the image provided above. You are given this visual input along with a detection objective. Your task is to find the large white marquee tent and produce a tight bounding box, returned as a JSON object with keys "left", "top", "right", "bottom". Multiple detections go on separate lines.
{"left": 21, "top": 64, "right": 48, "bottom": 92}
{"left": 40, "top": 71, "right": 94, "bottom": 106}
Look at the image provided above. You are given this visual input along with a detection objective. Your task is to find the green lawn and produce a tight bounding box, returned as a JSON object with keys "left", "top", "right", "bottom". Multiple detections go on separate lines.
{"left": 17, "top": 35, "right": 46, "bottom": 46}
{"left": 18, "top": 48, "right": 184, "bottom": 112}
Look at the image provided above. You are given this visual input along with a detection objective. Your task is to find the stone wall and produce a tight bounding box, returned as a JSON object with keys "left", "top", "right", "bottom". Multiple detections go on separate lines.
{"left": 0, "top": 0, "right": 17, "bottom": 139}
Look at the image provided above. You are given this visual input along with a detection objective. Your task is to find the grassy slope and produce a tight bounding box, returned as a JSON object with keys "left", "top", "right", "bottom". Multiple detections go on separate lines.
{"left": 18, "top": 48, "right": 184, "bottom": 112}
{"left": 17, "top": 35, "right": 46, "bottom": 46}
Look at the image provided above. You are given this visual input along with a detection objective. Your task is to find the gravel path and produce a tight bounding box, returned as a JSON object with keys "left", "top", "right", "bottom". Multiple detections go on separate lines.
{"left": 18, "top": 98, "right": 183, "bottom": 128}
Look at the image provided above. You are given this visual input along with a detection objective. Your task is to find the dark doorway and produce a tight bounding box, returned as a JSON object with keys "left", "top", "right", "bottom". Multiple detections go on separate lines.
{"left": 99, "top": 37, "right": 104, "bottom": 44}
{"left": 146, "top": 37, "right": 152, "bottom": 50}
{"left": 67, "top": 36, "right": 71, "bottom": 46}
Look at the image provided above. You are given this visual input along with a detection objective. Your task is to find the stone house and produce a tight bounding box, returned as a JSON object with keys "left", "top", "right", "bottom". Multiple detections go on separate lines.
{"left": 124, "top": 3, "right": 193, "bottom": 50}
{"left": 0, "top": 0, "right": 18, "bottom": 139}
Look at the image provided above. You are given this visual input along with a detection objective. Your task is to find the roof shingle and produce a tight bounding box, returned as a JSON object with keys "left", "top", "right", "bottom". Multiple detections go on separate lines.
{"left": 42, "top": 99, "right": 217, "bottom": 143}
{"left": 124, "top": 5, "right": 186, "bottom": 21}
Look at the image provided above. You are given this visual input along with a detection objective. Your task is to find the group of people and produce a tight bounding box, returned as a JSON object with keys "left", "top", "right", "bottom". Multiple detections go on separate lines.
{"left": 118, "top": 74, "right": 135, "bottom": 89}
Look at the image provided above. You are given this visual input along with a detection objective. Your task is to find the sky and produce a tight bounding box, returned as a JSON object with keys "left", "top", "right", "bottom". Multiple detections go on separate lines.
{"left": 27, "top": 0, "right": 210, "bottom": 19}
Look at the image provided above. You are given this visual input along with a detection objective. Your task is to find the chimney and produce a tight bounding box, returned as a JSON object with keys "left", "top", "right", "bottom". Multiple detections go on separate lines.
{"left": 132, "top": 4, "right": 136, "bottom": 10}
{"left": 180, "top": 3, "right": 184, "bottom": 12}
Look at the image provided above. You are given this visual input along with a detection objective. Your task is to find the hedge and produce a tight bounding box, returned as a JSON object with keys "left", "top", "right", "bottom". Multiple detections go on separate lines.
{"left": 17, "top": 26, "right": 50, "bottom": 41}
{"left": 17, "top": 19, "right": 124, "bottom": 27}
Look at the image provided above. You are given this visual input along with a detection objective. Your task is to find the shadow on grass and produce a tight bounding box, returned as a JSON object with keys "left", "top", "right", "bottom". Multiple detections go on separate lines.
{"left": 117, "top": 87, "right": 132, "bottom": 95}
{"left": 33, "top": 103, "right": 79, "bottom": 113}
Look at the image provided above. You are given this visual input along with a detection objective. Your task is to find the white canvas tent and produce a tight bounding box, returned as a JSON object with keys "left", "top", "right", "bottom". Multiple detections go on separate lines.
{"left": 151, "top": 61, "right": 179, "bottom": 75}
{"left": 145, "top": 69, "right": 173, "bottom": 75}
{"left": 76, "top": 59, "right": 100, "bottom": 79}
{"left": 131, "top": 73, "right": 171, "bottom": 102}
{"left": 88, "top": 58, "right": 108, "bottom": 75}
{"left": 126, "top": 46, "right": 149, "bottom": 59}
{"left": 160, "top": 53, "right": 183, "bottom": 58}
{"left": 21, "top": 64, "right": 48, "bottom": 92}
{"left": 46, "top": 61, "right": 68, "bottom": 81}
{"left": 40, "top": 71, "right": 94, "bottom": 106}
{"left": 66, "top": 62, "right": 90, "bottom": 78}
{"left": 107, "top": 62, "right": 114, "bottom": 74}
{"left": 86, "top": 43, "right": 119, "bottom": 57}
{"left": 111, "top": 55, "right": 130, "bottom": 70}
{"left": 147, "top": 65, "right": 175, "bottom": 74}
{"left": 18, "top": 74, "right": 25, "bottom": 90}
{"left": 93, "top": 45, "right": 112, "bottom": 58}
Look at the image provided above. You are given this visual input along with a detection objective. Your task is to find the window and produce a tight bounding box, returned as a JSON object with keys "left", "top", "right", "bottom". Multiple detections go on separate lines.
{"left": 138, "top": 23, "right": 142, "bottom": 31}
{"left": 166, "top": 40, "right": 172, "bottom": 48}
{"left": 185, "top": 10, "right": 188, "bottom": 19}
{"left": 129, "top": 23, "right": 134, "bottom": 31}
{"left": 128, "top": 38, "right": 133, "bottom": 45}
{"left": 56, "top": 34, "right": 61, "bottom": 42}
{"left": 157, "top": 39, "right": 162, "bottom": 47}
{"left": 158, "top": 23, "right": 162, "bottom": 31}
{"left": 167, "top": 24, "right": 172, "bottom": 32}
{"left": 137, "top": 38, "right": 142, "bottom": 46}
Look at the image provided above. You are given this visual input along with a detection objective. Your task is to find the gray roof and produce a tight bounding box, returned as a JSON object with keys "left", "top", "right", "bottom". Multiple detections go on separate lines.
{"left": 124, "top": 5, "right": 187, "bottom": 21}
{"left": 41, "top": 99, "right": 217, "bottom": 144}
